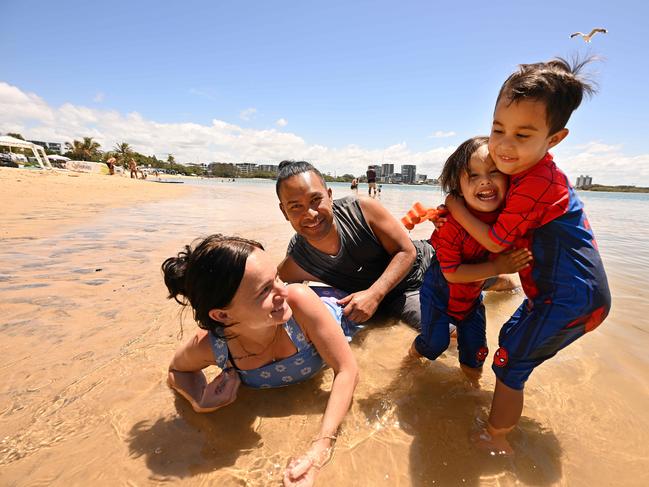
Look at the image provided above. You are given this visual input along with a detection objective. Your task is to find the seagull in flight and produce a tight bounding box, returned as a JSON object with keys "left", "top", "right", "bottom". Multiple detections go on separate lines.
{"left": 570, "top": 28, "right": 608, "bottom": 42}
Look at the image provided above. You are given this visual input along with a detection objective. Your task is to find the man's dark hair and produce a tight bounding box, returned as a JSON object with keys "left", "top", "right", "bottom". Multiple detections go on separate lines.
{"left": 496, "top": 56, "right": 597, "bottom": 135}
{"left": 275, "top": 160, "right": 326, "bottom": 196}
{"left": 439, "top": 136, "right": 489, "bottom": 196}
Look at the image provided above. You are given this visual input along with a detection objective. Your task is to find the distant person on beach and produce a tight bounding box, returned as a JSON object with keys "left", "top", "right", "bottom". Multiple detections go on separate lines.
{"left": 377, "top": 184, "right": 382, "bottom": 196}
{"left": 129, "top": 158, "right": 138, "bottom": 179}
{"left": 444, "top": 57, "right": 611, "bottom": 455}
{"left": 410, "top": 136, "right": 532, "bottom": 385}
{"left": 106, "top": 157, "right": 116, "bottom": 175}
{"left": 350, "top": 178, "right": 358, "bottom": 191}
{"left": 276, "top": 160, "right": 433, "bottom": 329}
{"left": 162, "top": 234, "right": 358, "bottom": 486}
{"left": 366, "top": 166, "right": 377, "bottom": 197}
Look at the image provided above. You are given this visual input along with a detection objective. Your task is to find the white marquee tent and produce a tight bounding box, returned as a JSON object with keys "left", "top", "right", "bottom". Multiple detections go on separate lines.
{"left": 0, "top": 135, "right": 53, "bottom": 169}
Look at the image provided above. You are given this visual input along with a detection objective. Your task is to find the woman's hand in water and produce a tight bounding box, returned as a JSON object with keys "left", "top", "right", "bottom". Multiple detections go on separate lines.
{"left": 198, "top": 368, "right": 241, "bottom": 411}
{"left": 168, "top": 368, "right": 241, "bottom": 413}
{"left": 283, "top": 439, "right": 333, "bottom": 487}
{"left": 283, "top": 454, "right": 318, "bottom": 487}
{"left": 494, "top": 248, "right": 533, "bottom": 274}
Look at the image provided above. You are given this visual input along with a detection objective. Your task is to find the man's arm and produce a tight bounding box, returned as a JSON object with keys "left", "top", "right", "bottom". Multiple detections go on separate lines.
{"left": 278, "top": 255, "right": 319, "bottom": 283}
{"left": 337, "top": 197, "right": 416, "bottom": 322}
{"left": 445, "top": 195, "right": 504, "bottom": 253}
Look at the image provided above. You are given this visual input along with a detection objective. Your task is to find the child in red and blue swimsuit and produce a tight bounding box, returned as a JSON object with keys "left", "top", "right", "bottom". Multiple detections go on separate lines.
{"left": 411, "top": 136, "right": 532, "bottom": 383}
{"left": 446, "top": 58, "right": 611, "bottom": 455}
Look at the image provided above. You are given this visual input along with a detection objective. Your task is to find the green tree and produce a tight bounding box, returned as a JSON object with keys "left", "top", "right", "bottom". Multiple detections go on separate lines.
{"left": 167, "top": 154, "right": 176, "bottom": 164}
{"left": 6, "top": 132, "right": 25, "bottom": 140}
{"left": 64, "top": 137, "right": 102, "bottom": 161}
{"left": 113, "top": 142, "right": 133, "bottom": 167}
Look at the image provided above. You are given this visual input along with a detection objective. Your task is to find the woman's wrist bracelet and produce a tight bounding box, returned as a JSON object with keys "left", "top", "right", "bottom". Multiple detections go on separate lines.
{"left": 311, "top": 435, "right": 337, "bottom": 444}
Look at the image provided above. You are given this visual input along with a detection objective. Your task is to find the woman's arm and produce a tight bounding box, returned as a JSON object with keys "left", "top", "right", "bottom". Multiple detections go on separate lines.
{"left": 444, "top": 248, "right": 532, "bottom": 283}
{"left": 283, "top": 284, "right": 359, "bottom": 486}
{"left": 168, "top": 329, "right": 241, "bottom": 413}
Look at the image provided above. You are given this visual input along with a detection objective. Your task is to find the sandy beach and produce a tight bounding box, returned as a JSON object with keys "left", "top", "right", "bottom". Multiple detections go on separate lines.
{"left": 1, "top": 168, "right": 648, "bottom": 486}
{"left": 1, "top": 169, "right": 191, "bottom": 240}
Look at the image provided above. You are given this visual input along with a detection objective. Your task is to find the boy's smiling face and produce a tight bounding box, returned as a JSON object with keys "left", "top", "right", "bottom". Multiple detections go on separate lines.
{"left": 488, "top": 98, "right": 568, "bottom": 175}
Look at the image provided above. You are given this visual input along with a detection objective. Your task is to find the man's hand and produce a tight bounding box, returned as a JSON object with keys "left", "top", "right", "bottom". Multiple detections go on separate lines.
{"left": 493, "top": 248, "right": 533, "bottom": 274}
{"left": 337, "top": 289, "right": 382, "bottom": 323}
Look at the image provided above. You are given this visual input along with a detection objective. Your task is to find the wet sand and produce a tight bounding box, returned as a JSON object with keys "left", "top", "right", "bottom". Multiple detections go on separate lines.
{"left": 1, "top": 171, "right": 648, "bottom": 486}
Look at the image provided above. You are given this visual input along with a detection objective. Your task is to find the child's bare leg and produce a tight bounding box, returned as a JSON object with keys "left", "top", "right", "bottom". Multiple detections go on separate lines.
{"left": 472, "top": 378, "right": 523, "bottom": 455}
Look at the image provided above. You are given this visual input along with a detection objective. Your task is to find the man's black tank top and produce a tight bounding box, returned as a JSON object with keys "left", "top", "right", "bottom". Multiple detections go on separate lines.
{"left": 287, "top": 196, "right": 430, "bottom": 296}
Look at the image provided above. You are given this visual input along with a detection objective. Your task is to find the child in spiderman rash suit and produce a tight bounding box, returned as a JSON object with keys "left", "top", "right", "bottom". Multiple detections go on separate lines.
{"left": 410, "top": 136, "right": 531, "bottom": 385}
{"left": 445, "top": 57, "right": 611, "bottom": 455}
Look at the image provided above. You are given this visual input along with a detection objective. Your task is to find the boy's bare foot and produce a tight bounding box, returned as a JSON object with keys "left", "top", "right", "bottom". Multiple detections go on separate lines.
{"left": 460, "top": 364, "right": 482, "bottom": 389}
{"left": 470, "top": 423, "right": 514, "bottom": 456}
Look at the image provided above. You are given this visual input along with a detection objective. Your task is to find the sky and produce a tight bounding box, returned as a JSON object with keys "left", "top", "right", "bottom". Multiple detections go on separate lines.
{"left": 1, "top": 0, "right": 648, "bottom": 185}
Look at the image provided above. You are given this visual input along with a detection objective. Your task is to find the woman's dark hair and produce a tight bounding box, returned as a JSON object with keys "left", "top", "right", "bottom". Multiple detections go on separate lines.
{"left": 275, "top": 160, "right": 326, "bottom": 197}
{"left": 161, "top": 234, "right": 264, "bottom": 336}
{"left": 496, "top": 56, "right": 597, "bottom": 135}
{"left": 439, "top": 136, "right": 489, "bottom": 196}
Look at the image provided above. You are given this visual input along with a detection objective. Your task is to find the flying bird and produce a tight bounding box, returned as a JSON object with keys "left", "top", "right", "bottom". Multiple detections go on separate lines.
{"left": 570, "top": 28, "right": 608, "bottom": 42}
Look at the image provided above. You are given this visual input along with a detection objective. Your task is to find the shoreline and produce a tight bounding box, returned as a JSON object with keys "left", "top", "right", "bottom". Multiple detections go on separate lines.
{"left": 1, "top": 167, "right": 192, "bottom": 240}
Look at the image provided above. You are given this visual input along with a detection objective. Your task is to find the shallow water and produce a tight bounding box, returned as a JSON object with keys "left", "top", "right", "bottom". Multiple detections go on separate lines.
{"left": 1, "top": 180, "right": 648, "bottom": 485}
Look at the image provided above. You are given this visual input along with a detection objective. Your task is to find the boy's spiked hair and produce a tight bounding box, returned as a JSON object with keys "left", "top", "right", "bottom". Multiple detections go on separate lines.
{"left": 496, "top": 56, "right": 597, "bottom": 135}
{"left": 439, "top": 136, "right": 489, "bottom": 197}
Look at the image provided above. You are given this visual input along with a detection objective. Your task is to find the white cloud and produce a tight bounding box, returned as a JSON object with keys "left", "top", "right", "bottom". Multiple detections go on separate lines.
{"left": 239, "top": 107, "right": 257, "bottom": 121}
{"left": 275, "top": 118, "right": 288, "bottom": 127}
{"left": 1, "top": 81, "right": 648, "bottom": 185}
{"left": 429, "top": 130, "right": 456, "bottom": 138}
{"left": 93, "top": 92, "right": 105, "bottom": 103}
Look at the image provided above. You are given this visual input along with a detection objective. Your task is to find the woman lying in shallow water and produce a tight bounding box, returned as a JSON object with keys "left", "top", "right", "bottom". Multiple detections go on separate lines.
{"left": 162, "top": 234, "right": 359, "bottom": 486}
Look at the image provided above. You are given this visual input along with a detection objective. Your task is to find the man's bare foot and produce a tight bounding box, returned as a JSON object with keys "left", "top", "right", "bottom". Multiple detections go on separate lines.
{"left": 470, "top": 424, "right": 514, "bottom": 456}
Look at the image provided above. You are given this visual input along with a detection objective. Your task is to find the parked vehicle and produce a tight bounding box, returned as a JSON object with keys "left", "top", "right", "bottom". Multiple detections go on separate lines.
{"left": 0, "top": 152, "right": 19, "bottom": 168}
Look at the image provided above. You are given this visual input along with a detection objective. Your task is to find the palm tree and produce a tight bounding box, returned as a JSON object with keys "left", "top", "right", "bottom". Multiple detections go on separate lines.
{"left": 113, "top": 142, "right": 133, "bottom": 167}
{"left": 64, "top": 137, "right": 101, "bottom": 161}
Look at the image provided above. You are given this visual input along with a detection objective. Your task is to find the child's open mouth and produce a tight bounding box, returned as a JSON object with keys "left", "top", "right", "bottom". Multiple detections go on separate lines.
{"left": 476, "top": 189, "right": 498, "bottom": 201}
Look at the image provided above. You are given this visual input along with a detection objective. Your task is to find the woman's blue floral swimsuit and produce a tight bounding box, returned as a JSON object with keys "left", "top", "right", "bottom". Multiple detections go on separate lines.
{"left": 208, "top": 286, "right": 361, "bottom": 389}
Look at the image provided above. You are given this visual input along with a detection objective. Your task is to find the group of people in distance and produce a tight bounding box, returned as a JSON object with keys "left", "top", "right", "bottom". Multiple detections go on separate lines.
{"left": 162, "top": 57, "right": 611, "bottom": 486}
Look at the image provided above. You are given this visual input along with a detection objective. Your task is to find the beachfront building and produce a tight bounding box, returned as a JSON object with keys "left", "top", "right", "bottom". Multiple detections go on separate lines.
{"left": 416, "top": 174, "right": 427, "bottom": 184}
{"left": 575, "top": 175, "right": 593, "bottom": 189}
{"left": 29, "top": 140, "right": 63, "bottom": 154}
{"left": 236, "top": 163, "right": 257, "bottom": 175}
{"left": 258, "top": 164, "right": 278, "bottom": 174}
{"left": 401, "top": 164, "right": 416, "bottom": 184}
{"left": 381, "top": 163, "right": 394, "bottom": 181}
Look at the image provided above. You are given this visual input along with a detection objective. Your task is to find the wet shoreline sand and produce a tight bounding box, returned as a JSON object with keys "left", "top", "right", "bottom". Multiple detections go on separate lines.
{"left": 1, "top": 171, "right": 648, "bottom": 486}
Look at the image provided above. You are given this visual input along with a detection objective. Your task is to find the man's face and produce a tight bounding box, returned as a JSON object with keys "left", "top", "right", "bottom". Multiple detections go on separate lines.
{"left": 278, "top": 172, "right": 334, "bottom": 242}
{"left": 488, "top": 98, "right": 567, "bottom": 176}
